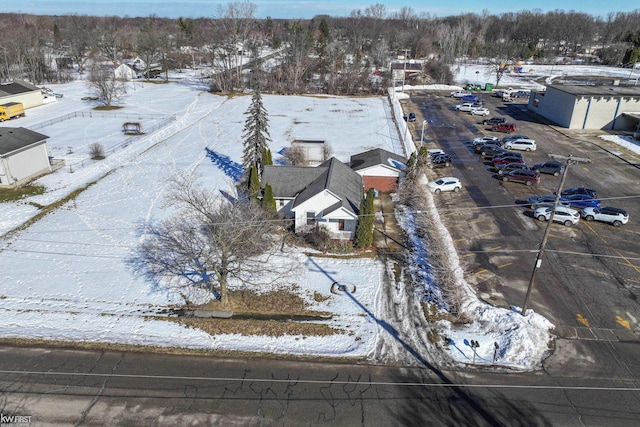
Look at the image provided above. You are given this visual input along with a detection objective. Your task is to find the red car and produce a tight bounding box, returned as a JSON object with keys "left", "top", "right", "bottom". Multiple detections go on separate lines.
{"left": 492, "top": 122, "right": 516, "bottom": 133}
{"left": 492, "top": 156, "right": 525, "bottom": 166}
{"left": 501, "top": 169, "right": 540, "bottom": 185}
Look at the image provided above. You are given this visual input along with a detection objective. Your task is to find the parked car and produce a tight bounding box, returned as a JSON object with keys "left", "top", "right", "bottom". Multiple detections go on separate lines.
{"left": 532, "top": 161, "right": 564, "bottom": 176}
{"left": 534, "top": 206, "right": 581, "bottom": 226}
{"left": 496, "top": 162, "right": 530, "bottom": 175}
{"left": 482, "top": 117, "right": 506, "bottom": 126}
{"left": 502, "top": 134, "right": 530, "bottom": 143}
{"left": 581, "top": 206, "right": 629, "bottom": 227}
{"left": 527, "top": 195, "right": 568, "bottom": 209}
{"left": 428, "top": 177, "right": 462, "bottom": 193}
{"left": 513, "top": 90, "right": 530, "bottom": 98}
{"left": 430, "top": 153, "right": 453, "bottom": 168}
{"left": 503, "top": 138, "right": 536, "bottom": 151}
{"left": 501, "top": 169, "right": 540, "bottom": 186}
{"left": 427, "top": 148, "right": 445, "bottom": 157}
{"left": 491, "top": 151, "right": 523, "bottom": 161}
{"left": 474, "top": 142, "right": 499, "bottom": 153}
{"left": 450, "top": 90, "right": 471, "bottom": 98}
{"left": 470, "top": 107, "right": 490, "bottom": 116}
{"left": 408, "top": 112, "right": 416, "bottom": 122}
{"left": 492, "top": 155, "right": 525, "bottom": 166}
{"left": 560, "top": 187, "right": 597, "bottom": 198}
{"left": 491, "top": 122, "right": 516, "bottom": 133}
{"left": 472, "top": 135, "right": 499, "bottom": 146}
{"left": 560, "top": 194, "right": 601, "bottom": 209}
{"left": 456, "top": 102, "right": 481, "bottom": 112}
{"left": 479, "top": 144, "right": 509, "bottom": 157}
{"left": 461, "top": 94, "right": 480, "bottom": 102}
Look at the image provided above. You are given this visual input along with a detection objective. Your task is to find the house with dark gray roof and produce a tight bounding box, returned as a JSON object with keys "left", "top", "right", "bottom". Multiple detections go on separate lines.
{"left": 0, "top": 127, "right": 51, "bottom": 187}
{"left": 261, "top": 157, "right": 363, "bottom": 240}
{"left": 349, "top": 148, "right": 406, "bottom": 191}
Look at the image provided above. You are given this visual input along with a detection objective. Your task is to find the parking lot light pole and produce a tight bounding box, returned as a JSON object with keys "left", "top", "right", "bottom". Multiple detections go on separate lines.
{"left": 521, "top": 154, "right": 591, "bottom": 316}
{"left": 421, "top": 120, "right": 427, "bottom": 143}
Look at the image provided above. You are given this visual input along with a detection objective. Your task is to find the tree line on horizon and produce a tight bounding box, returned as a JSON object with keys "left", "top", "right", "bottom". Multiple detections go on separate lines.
{"left": 0, "top": 3, "right": 639, "bottom": 95}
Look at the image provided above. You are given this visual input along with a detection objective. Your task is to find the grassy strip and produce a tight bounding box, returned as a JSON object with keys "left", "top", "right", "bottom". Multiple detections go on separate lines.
{"left": 0, "top": 185, "right": 46, "bottom": 202}
{"left": 1, "top": 176, "right": 107, "bottom": 240}
{"left": 176, "top": 317, "right": 342, "bottom": 337}
{"left": 201, "top": 288, "right": 331, "bottom": 316}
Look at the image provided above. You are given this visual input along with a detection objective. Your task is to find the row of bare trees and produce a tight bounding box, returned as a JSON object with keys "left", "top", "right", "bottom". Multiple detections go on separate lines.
{"left": 0, "top": 5, "right": 639, "bottom": 92}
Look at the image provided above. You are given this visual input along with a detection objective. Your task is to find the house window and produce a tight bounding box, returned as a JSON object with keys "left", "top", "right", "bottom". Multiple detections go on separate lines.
{"left": 306, "top": 211, "right": 316, "bottom": 225}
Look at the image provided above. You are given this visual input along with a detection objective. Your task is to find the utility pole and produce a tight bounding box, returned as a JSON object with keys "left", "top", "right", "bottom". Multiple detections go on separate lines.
{"left": 521, "top": 154, "right": 591, "bottom": 316}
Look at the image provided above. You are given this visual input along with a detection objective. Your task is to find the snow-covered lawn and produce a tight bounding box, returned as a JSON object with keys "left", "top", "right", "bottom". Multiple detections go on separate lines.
{"left": 0, "top": 64, "right": 636, "bottom": 370}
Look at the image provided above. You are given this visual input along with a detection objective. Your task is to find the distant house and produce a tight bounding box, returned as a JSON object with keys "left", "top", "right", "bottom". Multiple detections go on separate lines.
{"left": 114, "top": 63, "right": 143, "bottom": 81}
{"left": 291, "top": 139, "right": 327, "bottom": 165}
{"left": 0, "top": 80, "right": 44, "bottom": 110}
{"left": 0, "top": 127, "right": 51, "bottom": 187}
{"left": 261, "top": 157, "right": 363, "bottom": 240}
{"left": 349, "top": 148, "right": 406, "bottom": 192}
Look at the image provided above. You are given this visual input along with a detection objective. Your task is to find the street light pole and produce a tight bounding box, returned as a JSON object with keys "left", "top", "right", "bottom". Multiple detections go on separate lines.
{"left": 421, "top": 120, "right": 427, "bottom": 144}
{"left": 520, "top": 154, "right": 591, "bottom": 316}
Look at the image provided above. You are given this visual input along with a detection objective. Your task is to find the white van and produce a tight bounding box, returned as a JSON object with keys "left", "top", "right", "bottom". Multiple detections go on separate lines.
{"left": 504, "top": 138, "right": 536, "bottom": 151}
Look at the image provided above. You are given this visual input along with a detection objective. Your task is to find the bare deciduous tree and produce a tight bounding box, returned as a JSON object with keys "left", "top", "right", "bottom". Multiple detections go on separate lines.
{"left": 283, "top": 144, "right": 306, "bottom": 165}
{"left": 129, "top": 173, "right": 287, "bottom": 306}
{"left": 87, "top": 64, "right": 126, "bottom": 106}
{"left": 216, "top": 1, "right": 257, "bottom": 91}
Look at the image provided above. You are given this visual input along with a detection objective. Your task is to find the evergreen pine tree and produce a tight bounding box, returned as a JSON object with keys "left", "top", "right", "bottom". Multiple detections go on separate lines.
{"left": 241, "top": 88, "right": 271, "bottom": 177}
{"left": 262, "top": 147, "right": 273, "bottom": 169}
{"left": 248, "top": 164, "right": 261, "bottom": 201}
{"left": 262, "top": 183, "right": 277, "bottom": 215}
{"left": 354, "top": 188, "right": 375, "bottom": 248}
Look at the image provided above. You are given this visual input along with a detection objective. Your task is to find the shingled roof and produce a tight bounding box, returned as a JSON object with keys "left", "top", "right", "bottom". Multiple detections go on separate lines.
{"left": 292, "top": 158, "right": 362, "bottom": 214}
{"left": 261, "top": 157, "right": 363, "bottom": 215}
{"left": 349, "top": 148, "right": 406, "bottom": 172}
{"left": 0, "top": 80, "right": 40, "bottom": 97}
{"left": 0, "top": 127, "right": 49, "bottom": 157}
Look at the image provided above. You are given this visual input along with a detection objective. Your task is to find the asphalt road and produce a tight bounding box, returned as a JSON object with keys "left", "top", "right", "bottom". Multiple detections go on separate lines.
{"left": 1, "top": 345, "right": 640, "bottom": 426}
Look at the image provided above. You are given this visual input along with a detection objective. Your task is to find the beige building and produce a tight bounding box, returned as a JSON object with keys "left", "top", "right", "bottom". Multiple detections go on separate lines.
{"left": 0, "top": 80, "right": 44, "bottom": 110}
{"left": 529, "top": 85, "right": 640, "bottom": 131}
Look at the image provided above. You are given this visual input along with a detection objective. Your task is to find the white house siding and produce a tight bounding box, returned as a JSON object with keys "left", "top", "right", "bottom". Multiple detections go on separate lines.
{"left": 321, "top": 210, "right": 358, "bottom": 240}
{"left": 0, "top": 143, "right": 51, "bottom": 187}
{"left": 355, "top": 164, "right": 401, "bottom": 178}
{"left": 291, "top": 190, "right": 341, "bottom": 233}
{"left": 114, "top": 64, "right": 136, "bottom": 81}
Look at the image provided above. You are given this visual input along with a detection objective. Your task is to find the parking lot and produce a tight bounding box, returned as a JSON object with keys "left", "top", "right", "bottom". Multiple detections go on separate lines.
{"left": 403, "top": 90, "right": 640, "bottom": 338}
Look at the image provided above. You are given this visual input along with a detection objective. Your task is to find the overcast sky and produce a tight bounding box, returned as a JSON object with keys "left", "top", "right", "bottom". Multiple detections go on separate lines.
{"left": 3, "top": 0, "right": 638, "bottom": 19}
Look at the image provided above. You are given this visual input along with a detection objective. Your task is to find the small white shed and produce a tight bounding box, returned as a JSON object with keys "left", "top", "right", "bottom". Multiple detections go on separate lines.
{"left": 0, "top": 127, "right": 52, "bottom": 187}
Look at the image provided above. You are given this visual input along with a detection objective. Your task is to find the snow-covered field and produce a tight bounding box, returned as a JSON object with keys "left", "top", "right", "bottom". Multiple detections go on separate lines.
{"left": 0, "top": 64, "right": 636, "bottom": 370}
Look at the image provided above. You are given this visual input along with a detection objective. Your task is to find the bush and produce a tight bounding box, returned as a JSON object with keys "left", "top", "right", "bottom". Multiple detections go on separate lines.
{"left": 303, "top": 226, "right": 332, "bottom": 251}
{"left": 89, "top": 143, "right": 105, "bottom": 160}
